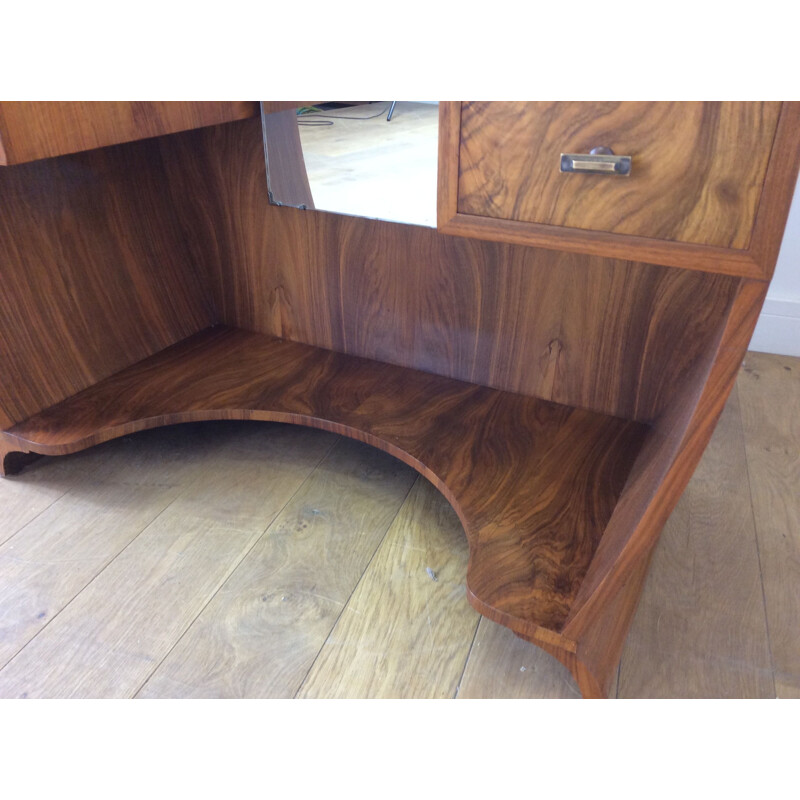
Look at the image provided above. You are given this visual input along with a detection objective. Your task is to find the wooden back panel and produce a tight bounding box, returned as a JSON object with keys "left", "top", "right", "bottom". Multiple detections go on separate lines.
{"left": 0, "top": 137, "right": 215, "bottom": 427}
{"left": 160, "top": 116, "right": 739, "bottom": 424}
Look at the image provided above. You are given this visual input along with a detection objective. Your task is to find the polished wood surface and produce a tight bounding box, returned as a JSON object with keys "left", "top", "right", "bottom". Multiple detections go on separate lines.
{"left": 159, "top": 116, "right": 739, "bottom": 423}
{"left": 0, "top": 137, "right": 214, "bottom": 426}
{"left": 1, "top": 101, "right": 798, "bottom": 697}
{"left": 551, "top": 279, "right": 768, "bottom": 693}
{"left": 1, "top": 325, "right": 647, "bottom": 638}
{"left": 440, "top": 102, "right": 800, "bottom": 279}
{"left": 567, "top": 279, "right": 767, "bottom": 633}
{"left": 458, "top": 102, "right": 780, "bottom": 248}
{"left": 2, "top": 349, "right": 798, "bottom": 699}
{"left": 0, "top": 101, "right": 258, "bottom": 165}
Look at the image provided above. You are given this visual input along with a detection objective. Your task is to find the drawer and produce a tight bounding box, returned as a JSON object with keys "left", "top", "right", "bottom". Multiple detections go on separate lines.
{"left": 438, "top": 102, "right": 798, "bottom": 278}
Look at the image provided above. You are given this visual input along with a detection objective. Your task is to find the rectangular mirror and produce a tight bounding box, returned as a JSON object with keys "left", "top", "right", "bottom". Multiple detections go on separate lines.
{"left": 262, "top": 101, "right": 438, "bottom": 228}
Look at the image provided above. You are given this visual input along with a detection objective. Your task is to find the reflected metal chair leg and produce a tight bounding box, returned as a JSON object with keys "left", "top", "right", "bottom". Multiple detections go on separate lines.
{"left": 387, "top": 101, "right": 397, "bottom": 121}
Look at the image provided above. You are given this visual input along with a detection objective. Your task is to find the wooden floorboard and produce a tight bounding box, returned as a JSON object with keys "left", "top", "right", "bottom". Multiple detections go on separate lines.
{"left": 618, "top": 385, "right": 774, "bottom": 698}
{"left": 0, "top": 447, "right": 114, "bottom": 548}
{"left": 0, "top": 422, "right": 335, "bottom": 698}
{"left": 0, "top": 424, "right": 225, "bottom": 669}
{"left": 775, "top": 673, "right": 800, "bottom": 699}
{"left": 0, "top": 480, "right": 180, "bottom": 671}
{"left": 737, "top": 351, "right": 800, "bottom": 694}
{"left": 138, "top": 437, "right": 416, "bottom": 698}
{"left": 0, "top": 352, "right": 797, "bottom": 698}
{"left": 457, "top": 618, "right": 582, "bottom": 699}
{"left": 3, "top": 324, "right": 648, "bottom": 636}
{"left": 297, "top": 476, "right": 480, "bottom": 699}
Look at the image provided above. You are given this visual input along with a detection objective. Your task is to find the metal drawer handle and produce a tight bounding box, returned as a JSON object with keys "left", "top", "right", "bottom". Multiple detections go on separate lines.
{"left": 560, "top": 147, "right": 632, "bottom": 176}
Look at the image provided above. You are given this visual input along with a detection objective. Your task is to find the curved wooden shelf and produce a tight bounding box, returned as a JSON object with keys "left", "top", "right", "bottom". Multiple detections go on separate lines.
{"left": 2, "top": 102, "right": 794, "bottom": 698}
{"left": 1, "top": 325, "right": 647, "bottom": 647}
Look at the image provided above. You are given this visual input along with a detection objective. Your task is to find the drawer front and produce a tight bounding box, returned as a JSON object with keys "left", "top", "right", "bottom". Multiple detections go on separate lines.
{"left": 456, "top": 102, "right": 782, "bottom": 250}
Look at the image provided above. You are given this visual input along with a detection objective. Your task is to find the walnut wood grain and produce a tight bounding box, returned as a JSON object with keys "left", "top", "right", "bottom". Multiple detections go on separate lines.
{"left": 158, "top": 116, "right": 739, "bottom": 423}
{"left": 552, "top": 280, "right": 769, "bottom": 695}
{"left": 1, "top": 102, "right": 797, "bottom": 698}
{"left": 0, "top": 136, "right": 214, "bottom": 426}
{"left": 1, "top": 325, "right": 648, "bottom": 637}
{"left": 439, "top": 102, "right": 800, "bottom": 279}
{"left": 0, "top": 101, "right": 259, "bottom": 165}
{"left": 459, "top": 101, "right": 780, "bottom": 248}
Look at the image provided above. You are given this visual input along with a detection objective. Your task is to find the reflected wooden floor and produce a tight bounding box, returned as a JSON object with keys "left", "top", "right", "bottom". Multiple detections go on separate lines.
{"left": 0, "top": 351, "right": 797, "bottom": 698}
{"left": 298, "top": 101, "right": 439, "bottom": 227}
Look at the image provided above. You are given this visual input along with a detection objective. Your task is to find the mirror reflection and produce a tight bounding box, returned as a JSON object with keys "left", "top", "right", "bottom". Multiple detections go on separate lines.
{"left": 263, "top": 101, "right": 438, "bottom": 228}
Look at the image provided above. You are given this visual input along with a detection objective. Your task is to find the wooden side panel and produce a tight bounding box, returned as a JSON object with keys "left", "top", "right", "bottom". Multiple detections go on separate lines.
{"left": 0, "top": 101, "right": 258, "bottom": 165}
{"left": 160, "top": 116, "right": 739, "bottom": 423}
{"left": 0, "top": 137, "right": 214, "bottom": 425}
{"left": 158, "top": 122, "right": 297, "bottom": 339}
{"left": 619, "top": 386, "right": 774, "bottom": 698}
{"left": 564, "top": 279, "right": 768, "bottom": 640}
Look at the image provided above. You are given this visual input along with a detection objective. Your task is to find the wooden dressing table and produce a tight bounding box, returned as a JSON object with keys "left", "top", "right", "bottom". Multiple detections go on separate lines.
{"left": 1, "top": 101, "right": 797, "bottom": 697}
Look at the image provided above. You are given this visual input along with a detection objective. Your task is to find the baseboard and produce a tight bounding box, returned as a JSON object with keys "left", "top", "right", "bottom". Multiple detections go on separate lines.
{"left": 748, "top": 298, "right": 800, "bottom": 357}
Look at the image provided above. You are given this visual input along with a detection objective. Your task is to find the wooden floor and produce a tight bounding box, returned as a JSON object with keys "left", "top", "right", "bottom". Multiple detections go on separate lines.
{"left": 297, "top": 101, "right": 438, "bottom": 227}
{"left": 0, "top": 350, "right": 797, "bottom": 699}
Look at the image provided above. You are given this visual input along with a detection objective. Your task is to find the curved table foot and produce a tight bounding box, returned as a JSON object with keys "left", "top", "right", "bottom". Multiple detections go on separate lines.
{"left": 0, "top": 438, "right": 41, "bottom": 476}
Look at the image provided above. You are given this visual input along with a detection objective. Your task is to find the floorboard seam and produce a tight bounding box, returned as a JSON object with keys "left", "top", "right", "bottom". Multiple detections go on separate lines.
{"left": 452, "top": 617, "right": 482, "bottom": 699}
{"left": 292, "top": 473, "right": 420, "bottom": 699}
{"left": 131, "top": 433, "right": 340, "bottom": 698}
{"left": 0, "top": 484, "right": 73, "bottom": 548}
{"left": 735, "top": 376, "right": 779, "bottom": 699}
{"left": 0, "top": 488, "right": 186, "bottom": 677}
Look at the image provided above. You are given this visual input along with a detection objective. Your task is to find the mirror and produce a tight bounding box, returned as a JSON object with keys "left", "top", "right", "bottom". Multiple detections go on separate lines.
{"left": 262, "top": 102, "right": 438, "bottom": 228}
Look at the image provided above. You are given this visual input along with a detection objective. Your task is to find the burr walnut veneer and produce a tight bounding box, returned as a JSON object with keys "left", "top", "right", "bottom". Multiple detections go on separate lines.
{"left": 1, "top": 102, "right": 798, "bottom": 697}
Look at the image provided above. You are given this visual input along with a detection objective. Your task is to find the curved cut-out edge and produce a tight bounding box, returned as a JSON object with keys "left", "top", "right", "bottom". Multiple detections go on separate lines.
{"left": 2, "top": 409, "right": 579, "bottom": 654}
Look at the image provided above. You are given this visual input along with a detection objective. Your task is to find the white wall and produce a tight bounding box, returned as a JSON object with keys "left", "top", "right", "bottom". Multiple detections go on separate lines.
{"left": 749, "top": 176, "right": 800, "bottom": 356}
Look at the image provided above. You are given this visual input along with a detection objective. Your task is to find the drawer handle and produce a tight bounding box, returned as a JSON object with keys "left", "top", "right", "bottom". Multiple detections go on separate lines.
{"left": 560, "top": 147, "right": 632, "bottom": 176}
